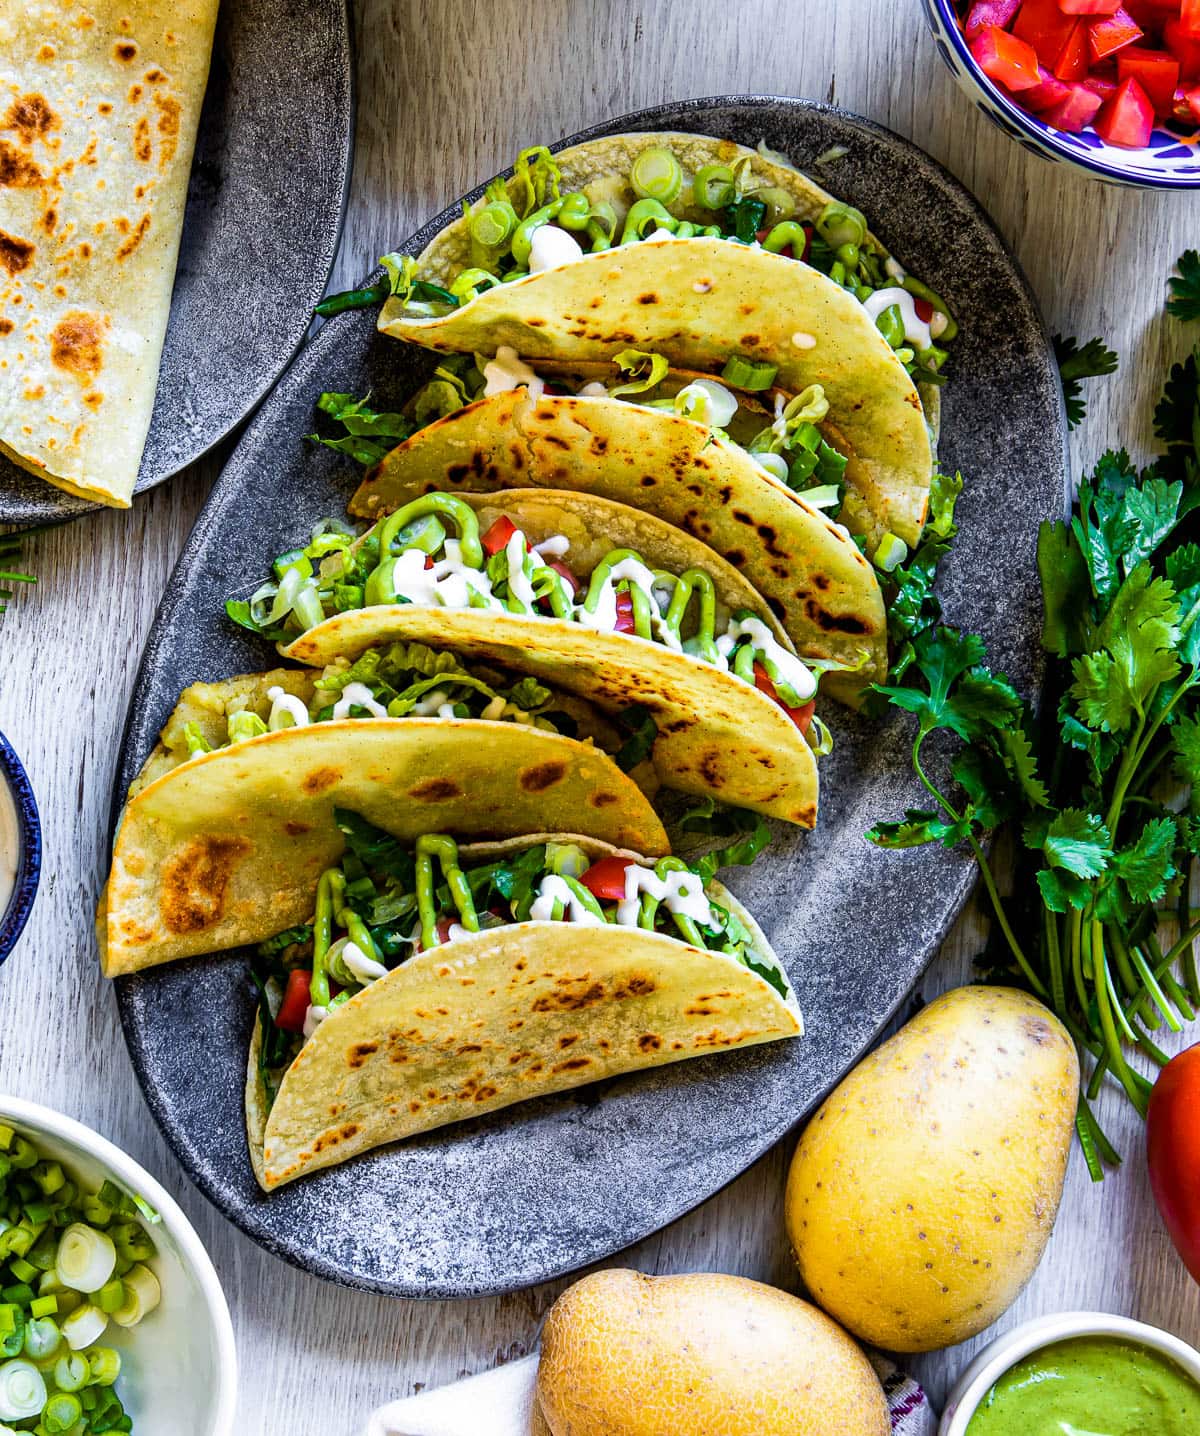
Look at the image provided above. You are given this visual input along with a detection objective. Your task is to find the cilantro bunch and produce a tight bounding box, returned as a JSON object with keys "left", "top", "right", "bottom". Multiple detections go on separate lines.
{"left": 868, "top": 254, "right": 1200, "bottom": 1178}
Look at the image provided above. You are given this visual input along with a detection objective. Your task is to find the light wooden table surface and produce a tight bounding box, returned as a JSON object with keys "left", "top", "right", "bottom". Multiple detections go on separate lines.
{"left": 3, "top": 1, "right": 1199, "bottom": 1430}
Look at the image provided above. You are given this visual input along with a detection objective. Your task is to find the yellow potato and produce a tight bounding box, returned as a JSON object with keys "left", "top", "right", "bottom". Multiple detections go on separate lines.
{"left": 786, "top": 986, "right": 1078, "bottom": 1352}
{"left": 535, "top": 1268, "right": 888, "bottom": 1436}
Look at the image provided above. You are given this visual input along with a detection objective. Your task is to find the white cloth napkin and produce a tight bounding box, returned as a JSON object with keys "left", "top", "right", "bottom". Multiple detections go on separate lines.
{"left": 364, "top": 1349, "right": 937, "bottom": 1436}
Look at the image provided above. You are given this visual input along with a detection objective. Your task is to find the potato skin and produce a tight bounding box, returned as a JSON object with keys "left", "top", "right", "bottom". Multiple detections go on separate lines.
{"left": 535, "top": 1269, "right": 888, "bottom": 1436}
{"left": 786, "top": 986, "right": 1078, "bottom": 1353}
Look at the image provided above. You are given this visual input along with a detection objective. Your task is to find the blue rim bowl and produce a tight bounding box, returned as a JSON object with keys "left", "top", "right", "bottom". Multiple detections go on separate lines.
{"left": 923, "top": 0, "right": 1200, "bottom": 189}
{"left": 0, "top": 730, "right": 40, "bottom": 964}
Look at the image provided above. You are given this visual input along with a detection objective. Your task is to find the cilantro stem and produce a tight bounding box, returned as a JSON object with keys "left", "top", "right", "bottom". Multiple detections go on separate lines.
{"left": 1092, "top": 922, "right": 1150, "bottom": 1116}
{"left": 912, "top": 732, "right": 1047, "bottom": 999}
{"left": 1076, "top": 1092, "right": 1121, "bottom": 1181}
{"left": 1069, "top": 907, "right": 1088, "bottom": 1015}
{"left": 1104, "top": 712, "right": 1147, "bottom": 839}
{"left": 1044, "top": 908, "right": 1068, "bottom": 1016}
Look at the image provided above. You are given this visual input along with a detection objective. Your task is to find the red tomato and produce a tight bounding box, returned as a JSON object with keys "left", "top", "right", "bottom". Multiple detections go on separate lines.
{"left": 275, "top": 969, "right": 313, "bottom": 1032}
{"left": 1060, "top": 0, "right": 1123, "bottom": 13}
{"left": 1094, "top": 73, "right": 1156, "bottom": 142}
{"left": 1014, "top": 0, "right": 1077, "bottom": 62}
{"left": 1185, "top": 0, "right": 1200, "bottom": 41}
{"left": 613, "top": 589, "right": 635, "bottom": 633}
{"left": 1043, "top": 81, "right": 1105, "bottom": 128}
{"left": 579, "top": 856, "right": 634, "bottom": 902}
{"left": 1166, "top": 17, "right": 1200, "bottom": 79}
{"left": 481, "top": 515, "right": 517, "bottom": 556}
{"left": 753, "top": 663, "right": 815, "bottom": 735}
{"left": 546, "top": 559, "right": 579, "bottom": 595}
{"left": 972, "top": 25, "right": 1044, "bottom": 88}
{"left": 964, "top": 0, "right": 1021, "bottom": 40}
{"left": 1083, "top": 72, "right": 1119, "bottom": 98}
{"left": 799, "top": 223, "right": 813, "bottom": 262}
{"left": 1054, "top": 20, "right": 1092, "bottom": 79}
{"left": 913, "top": 296, "right": 935, "bottom": 324}
{"left": 1022, "top": 65, "right": 1074, "bottom": 110}
{"left": 1118, "top": 46, "right": 1180, "bottom": 113}
{"left": 1147, "top": 1043, "right": 1200, "bottom": 1284}
{"left": 1089, "top": 7, "right": 1145, "bottom": 63}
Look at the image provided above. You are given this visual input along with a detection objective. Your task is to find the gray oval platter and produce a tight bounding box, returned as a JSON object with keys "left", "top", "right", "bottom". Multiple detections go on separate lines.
{"left": 112, "top": 96, "right": 1066, "bottom": 1298}
{"left": 0, "top": 0, "right": 354, "bottom": 526}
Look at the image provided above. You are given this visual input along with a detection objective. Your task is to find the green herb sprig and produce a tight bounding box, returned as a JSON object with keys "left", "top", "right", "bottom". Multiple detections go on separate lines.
{"left": 869, "top": 257, "right": 1200, "bottom": 1178}
{"left": 0, "top": 525, "right": 42, "bottom": 615}
{"left": 1054, "top": 334, "right": 1119, "bottom": 429}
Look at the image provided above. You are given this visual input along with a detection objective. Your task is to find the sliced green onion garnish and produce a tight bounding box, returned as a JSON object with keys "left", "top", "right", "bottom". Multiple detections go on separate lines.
{"left": 874, "top": 532, "right": 909, "bottom": 572}
{"left": 42, "top": 1390, "right": 82, "bottom": 1433}
{"left": 755, "top": 453, "right": 790, "bottom": 484}
{"left": 798, "top": 484, "right": 842, "bottom": 511}
{"left": 693, "top": 163, "right": 736, "bottom": 209}
{"left": 54, "top": 1225, "right": 115, "bottom": 1296}
{"left": 86, "top": 1346, "right": 121, "bottom": 1385}
{"left": 720, "top": 356, "right": 778, "bottom": 391}
{"left": 61, "top": 1303, "right": 106, "bottom": 1352}
{"left": 631, "top": 146, "right": 683, "bottom": 204}
{"left": 0, "top": 1358, "right": 45, "bottom": 1421}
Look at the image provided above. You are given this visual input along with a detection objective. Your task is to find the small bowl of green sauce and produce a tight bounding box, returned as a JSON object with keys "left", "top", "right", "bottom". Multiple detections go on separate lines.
{"left": 941, "top": 1312, "right": 1200, "bottom": 1436}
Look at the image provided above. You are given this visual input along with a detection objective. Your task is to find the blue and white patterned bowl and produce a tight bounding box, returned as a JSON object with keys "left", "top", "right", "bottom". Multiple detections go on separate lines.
{"left": 923, "top": 0, "right": 1200, "bottom": 188}
{"left": 0, "top": 730, "right": 40, "bottom": 965}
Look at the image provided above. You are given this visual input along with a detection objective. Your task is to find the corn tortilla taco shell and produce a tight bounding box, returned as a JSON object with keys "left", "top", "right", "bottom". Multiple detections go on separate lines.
{"left": 100, "top": 719, "right": 668, "bottom": 977}
{"left": 348, "top": 380, "right": 886, "bottom": 700}
{"left": 246, "top": 835, "right": 801, "bottom": 1190}
{"left": 381, "top": 236, "right": 932, "bottom": 549}
{"left": 0, "top": 1, "right": 219, "bottom": 506}
{"left": 280, "top": 487, "right": 819, "bottom": 825}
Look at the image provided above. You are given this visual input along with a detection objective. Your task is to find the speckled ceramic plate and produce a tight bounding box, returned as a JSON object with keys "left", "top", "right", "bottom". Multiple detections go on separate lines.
{"left": 112, "top": 97, "right": 1066, "bottom": 1298}
{"left": 0, "top": 0, "right": 354, "bottom": 526}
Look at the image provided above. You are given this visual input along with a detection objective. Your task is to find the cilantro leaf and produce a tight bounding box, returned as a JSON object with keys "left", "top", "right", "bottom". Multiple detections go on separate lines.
{"left": 1153, "top": 348, "right": 1200, "bottom": 480}
{"left": 951, "top": 747, "right": 1015, "bottom": 831}
{"left": 994, "top": 724, "right": 1050, "bottom": 809}
{"left": 1024, "top": 809, "right": 1113, "bottom": 878}
{"left": 1112, "top": 818, "right": 1178, "bottom": 905}
{"left": 1167, "top": 250, "right": 1200, "bottom": 324}
{"left": 1054, "top": 334, "right": 1118, "bottom": 429}
{"left": 1171, "top": 712, "right": 1200, "bottom": 785}
{"left": 865, "top": 810, "right": 965, "bottom": 848}
{"left": 1070, "top": 565, "right": 1181, "bottom": 732}
{"left": 1036, "top": 867, "right": 1091, "bottom": 914}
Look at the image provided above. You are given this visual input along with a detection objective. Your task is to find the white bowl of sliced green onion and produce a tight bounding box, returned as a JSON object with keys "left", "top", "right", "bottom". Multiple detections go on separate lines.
{"left": 0, "top": 1097, "right": 236, "bottom": 1435}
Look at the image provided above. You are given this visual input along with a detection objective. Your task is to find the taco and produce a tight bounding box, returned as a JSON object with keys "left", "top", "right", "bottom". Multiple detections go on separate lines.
{"left": 369, "top": 134, "right": 955, "bottom": 549}
{"left": 246, "top": 821, "right": 800, "bottom": 1189}
{"left": 124, "top": 644, "right": 661, "bottom": 798}
{"left": 345, "top": 352, "right": 887, "bottom": 697}
{"left": 101, "top": 691, "right": 668, "bottom": 976}
{"left": 228, "top": 489, "right": 846, "bottom": 825}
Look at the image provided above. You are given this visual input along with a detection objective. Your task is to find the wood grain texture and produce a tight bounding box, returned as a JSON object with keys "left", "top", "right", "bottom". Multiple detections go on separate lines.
{"left": 2, "top": 1, "right": 1198, "bottom": 1430}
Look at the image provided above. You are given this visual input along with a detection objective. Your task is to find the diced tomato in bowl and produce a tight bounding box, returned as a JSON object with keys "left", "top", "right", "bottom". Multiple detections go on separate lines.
{"left": 942, "top": 0, "right": 1200, "bottom": 178}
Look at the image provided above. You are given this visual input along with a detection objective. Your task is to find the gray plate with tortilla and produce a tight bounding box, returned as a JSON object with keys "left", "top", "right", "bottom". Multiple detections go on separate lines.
{"left": 0, "top": 0, "right": 354, "bottom": 525}
{"left": 111, "top": 95, "right": 1066, "bottom": 1297}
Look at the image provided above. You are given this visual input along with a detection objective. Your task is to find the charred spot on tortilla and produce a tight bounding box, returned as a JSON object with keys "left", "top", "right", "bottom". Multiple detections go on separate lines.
{"left": 518, "top": 760, "right": 568, "bottom": 794}
{"left": 0, "top": 319, "right": 13, "bottom": 336}
{"left": 532, "top": 982, "right": 604, "bottom": 1013}
{"left": 0, "top": 141, "right": 43, "bottom": 187}
{"left": 115, "top": 213, "right": 151, "bottom": 260}
{"left": 160, "top": 835, "right": 249, "bottom": 935}
{"left": 3, "top": 94, "right": 58, "bottom": 144}
{"left": 346, "top": 1041, "right": 379, "bottom": 1068}
{"left": 766, "top": 595, "right": 787, "bottom": 621}
{"left": 132, "top": 117, "right": 152, "bottom": 162}
{"left": 639, "top": 475, "right": 656, "bottom": 487}
{"left": 283, "top": 820, "right": 311, "bottom": 837}
{"left": 0, "top": 230, "right": 35, "bottom": 276}
{"left": 589, "top": 790, "right": 618, "bottom": 808}
{"left": 114, "top": 42, "right": 138, "bottom": 62}
{"left": 409, "top": 777, "right": 462, "bottom": 801}
{"left": 638, "top": 1033, "right": 662, "bottom": 1052}
{"left": 300, "top": 765, "right": 342, "bottom": 795}
{"left": 637, "top": 293, "right": 658, "bottom": 305}
{"left": 311, "top": 1122, "right": 359, "bottom": 1154}
{"left": 50, "top": 310, "right": 106, "bottom": 378}
{"left": 805, "top": 599, "right": 872, "bottom": 636}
